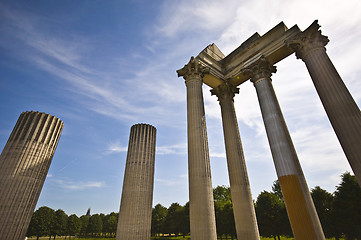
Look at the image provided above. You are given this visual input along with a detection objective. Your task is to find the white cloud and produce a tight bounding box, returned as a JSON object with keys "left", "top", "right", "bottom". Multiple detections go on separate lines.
{"left": 210, "top": 152, "right": 226, "bottom": 158}
{"left": 155, "top": 0, "right": 240, "bottom": 38}
{"left": 105, "top": 141, "right": 128, "bottom": 154}
{"left": 156, "top": 143, "right": 187, "bottom": 155}
{"left": 54, "top": 179, "right": 106, "bottom": 191}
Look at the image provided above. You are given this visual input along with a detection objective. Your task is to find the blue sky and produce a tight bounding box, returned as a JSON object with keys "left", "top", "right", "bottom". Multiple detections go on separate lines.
{"left": 0, "top": 0, "right": 360, "bottom": 216}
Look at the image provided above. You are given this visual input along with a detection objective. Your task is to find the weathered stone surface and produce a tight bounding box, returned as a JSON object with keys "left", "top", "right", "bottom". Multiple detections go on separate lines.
{"left": 287, "top": 20, "right": 361, "bottom": 187}
{"left": 242, "top": 57, "right": 325, "bottom": 240}
{"left": 211, "top": 82, "right": 260, "bottom": 240}
{"left": 116, "top": 124, "right": 156, "bottom": 240}
{"left": 177, "top": 57, "right": 217, "bottom": 240}
{"left": 0, "top": 111, "right": 64, "bottom": 240}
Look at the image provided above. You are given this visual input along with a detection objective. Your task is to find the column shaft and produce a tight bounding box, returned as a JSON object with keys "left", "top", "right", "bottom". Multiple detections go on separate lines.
{"left": 243, "top": 57, "right": 325, "bottom": 240}
{"left": 177, "top": 57, "right": 217, "bottom": 240}
{"left": 0, "top": 111, "right": 63, "bottom": 240}
{"left": 211, "top": 84, "right": 260, "bottom": 240}
{"left": 287, "top": 21, "right": 361, "bottom": 185}
{"left": 116, "top": 124, "right": 156, "bottom": 240}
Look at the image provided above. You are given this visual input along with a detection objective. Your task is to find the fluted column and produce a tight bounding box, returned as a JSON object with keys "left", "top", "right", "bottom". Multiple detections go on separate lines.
{"left": 0, "top": 111, "right": 64, "bottom": 240}
{"left": 211, "top": 82, "right": 260, "bottom": 240}
{"left": 116, "top": 124, "right": 156, "bottom": 240}
{"left": 286, "top": 20, "right": 361, "bottom": 186}
{"left": 177, "top": 57, "right": 217, "bottom": 240}
{"left": 242, "top": 57, "right": 325, "bottom": 240}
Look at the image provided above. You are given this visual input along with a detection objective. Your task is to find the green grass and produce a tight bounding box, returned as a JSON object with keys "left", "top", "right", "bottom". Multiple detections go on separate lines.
{"left": 28, "top": 237, "right": 344, "bottom": 240}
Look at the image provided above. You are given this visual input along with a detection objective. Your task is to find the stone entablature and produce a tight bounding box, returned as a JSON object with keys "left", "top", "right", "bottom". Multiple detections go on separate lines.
{"left": 196, "top": 22, "right": 301, "bottom": 88}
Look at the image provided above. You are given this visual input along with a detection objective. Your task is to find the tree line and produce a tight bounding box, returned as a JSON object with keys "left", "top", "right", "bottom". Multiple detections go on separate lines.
{"left": 27, "top": 172, "right": 361, "bottom": 240}
{"left": 27, "top": 209, "right": 118, "bottom": 239}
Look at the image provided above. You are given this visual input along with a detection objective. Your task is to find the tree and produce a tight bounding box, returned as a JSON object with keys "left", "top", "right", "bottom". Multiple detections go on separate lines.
{"left": 164, "top": 203, "right": 183, "bottom": 236}
{"left": 271, "top": 181, "right": 292, "bottom": 237}
{"left": 272, "top": 180, "right": 283, "bottom": 200}
{"left": 311, "top": 186, "right": 333, "bottom": 238}
{"left": 87, "top": 214, "right": 103, "bottom": 236}
{"left": 151, "top": 204, "right": 168, "bottom": 236}
{"left": 255, "top": 191, "right": 284, "bottom": 240}
{"left": 66, "top": 214, "right": 81, "bottom": 239}
{"left": 332, "top": 172, "right": 361, "bottom": 240}
{"left": 215, "top": 200, "right": 236, "bottom": 240}
{"left": 79, "top": 215, "right": 89, "bottom": 236}
{"left": 178, "top": 202, "right": 190, "bottom": 238}
{"left": 50, "top": 209, "right": 68, "bottom": 239}
{"left": 27, "top": 206, "right": 55, "bottom": 240}
{"left": 103, "top": 214, "right": 117, "bottom": 237}
{"left": 213, "top": 185, "right": 232, "bottom": 202}
{"left": 213, "top": 186, "right": 235, "bottom": 239}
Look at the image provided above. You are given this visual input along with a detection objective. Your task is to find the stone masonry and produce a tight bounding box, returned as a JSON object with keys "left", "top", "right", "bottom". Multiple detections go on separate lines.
{"left": 0, "top": 111, "right": 64, "bottom": 240}
{"left": 116, "top": 124, "right": 156, "bottom": 240}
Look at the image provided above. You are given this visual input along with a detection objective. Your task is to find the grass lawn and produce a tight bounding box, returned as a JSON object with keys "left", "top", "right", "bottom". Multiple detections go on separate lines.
{"left": 28, "top": 237, "right": 344, "bottom": 240}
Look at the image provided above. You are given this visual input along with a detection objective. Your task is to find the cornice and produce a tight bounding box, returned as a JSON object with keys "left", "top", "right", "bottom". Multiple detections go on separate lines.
{"left": 285, "top": 20, "right": 329, "bottom": 60}
{"left": 177, "top": 56, "right": 210, "bottom": 82}
{"left": 241, "top": 56, "right": 277, "bottom": 83}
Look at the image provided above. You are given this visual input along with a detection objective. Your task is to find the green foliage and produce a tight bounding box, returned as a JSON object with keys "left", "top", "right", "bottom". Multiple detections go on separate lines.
{"left": 51, "top": 209, "right": 68, "bottom": 237}
{"left": 25, "top": 172, "right": 361, "bottom": 240}
{"left": 255, "top": 191, "right": 284, "bottom": 239}
{"left": 79, "top": 215, "right": 90, "bottom": 236}
{"left": 332, "top": 172, "right": 361, "bottom": 240}
{"left": 163, "top": 203, "right": 185, "bottom": 236}
{"left": 102, "top": 214, "right": 117, "bottom": 236}
{"left": 87, "top": 214, "right": 103, "bottom": 236}
{"left": 271, "top": 180, "right": 283, "bottom": 201}
{"left": 213, "top": 185, "right": 232, "bottom": 202}
{"left": 152, "top": 204, "right": 168, "bottom": 236}
{"left": 67, "top": 214, "right": 81, "bottom": 237}
{"left": 311, "top": 186, "right": 333, "bottom": 238}
{"left": 27, "top": 206, "right": 55, "bottom": 238}
{"left": 213, "top": 185, "right": 236, "bottom": 239}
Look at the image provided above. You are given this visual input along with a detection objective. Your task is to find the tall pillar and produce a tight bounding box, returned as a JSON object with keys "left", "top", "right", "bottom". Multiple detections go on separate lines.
{"left": 116, "top": 124, "right": 156, "bottom": 240}
{"left": 211, "top": 82, "right": 260, "bottom": 240}
{"left": 242, "top": 57, "right": 325, "bottom": 240}
{"left": 0, "top": 111, "right": 64, "bottom": 240}
{"left": 177, "top": 57, "right": 217, "bottom": 240}
{"left": 286, "top": 20, "right": 361, "bottom": 186}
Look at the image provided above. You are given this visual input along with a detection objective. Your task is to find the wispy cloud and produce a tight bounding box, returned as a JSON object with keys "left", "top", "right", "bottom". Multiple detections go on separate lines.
{"left": 156, "top": 174, "right": 188, "bottom": 187}
{"left": 105, "top": 141, "right": 128, "bottom": 154}
{"left": 0, "top": 4, "right": 188, "bottom": 128}
{"left": 156, "top": 143, "right": 187, "bottom": 155}
{"left": 104, "top": 142, "right": 187, "bottom": 156}
{"left": 54, "top": 179, "right": 106, "bottom": 191}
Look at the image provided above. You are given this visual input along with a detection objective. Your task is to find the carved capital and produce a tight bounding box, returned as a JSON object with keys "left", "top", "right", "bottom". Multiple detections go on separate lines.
{"left": 177, "top": 56, "right": 210, "bottom": 83}
{"left": 210, "top": 81, "right": 239, "bottom": 102}
{"left": 241, "top": 56, "right": 276, "bottom": 83}
{"left": 285, "top": 20, "right": 329, "bottom": 60}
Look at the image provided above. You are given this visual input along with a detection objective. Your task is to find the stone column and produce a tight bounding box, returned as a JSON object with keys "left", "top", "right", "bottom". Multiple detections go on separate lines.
{"left": 286, "top": 20, "right": 361, "bottom": 186}
{"left": 211, "top": 82, "right": 260, "bottom": 240}
{"left": 242, "top": 57, "right": 325, "bottom": 240}
{"left": 116, "top": 124, "right": 156, "bottom": 240}
{"left": 0, "top": 111, "right": 64, "bottom": 240}
{"left": 177, "top": 57, "right": 217, "bottom": 240}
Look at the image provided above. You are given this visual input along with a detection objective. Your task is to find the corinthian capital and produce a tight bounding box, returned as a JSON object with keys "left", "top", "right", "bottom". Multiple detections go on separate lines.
{"left": 241, "top": 56, "right": 276, "bottom": 83}
{"left": 177, "top": 56, "right": 210, "bottom": 81}
{"left": 285, "top": 20, "right": 329, "bottom": 60}
{"left": 210, "top": 81, "right": 239, "bottom": 102}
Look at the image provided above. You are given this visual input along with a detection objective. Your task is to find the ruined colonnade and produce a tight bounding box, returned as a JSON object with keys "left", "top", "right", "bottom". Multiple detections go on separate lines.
{"left": 177, "top": 20, "right": 361, "bottom": 240}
